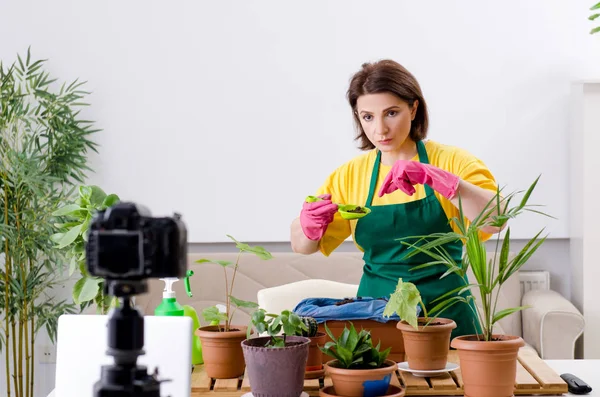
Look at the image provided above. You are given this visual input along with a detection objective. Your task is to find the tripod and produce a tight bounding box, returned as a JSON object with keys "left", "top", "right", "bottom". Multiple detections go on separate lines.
{"left": 94, "top": 280, "right": 167, "bottom": 397}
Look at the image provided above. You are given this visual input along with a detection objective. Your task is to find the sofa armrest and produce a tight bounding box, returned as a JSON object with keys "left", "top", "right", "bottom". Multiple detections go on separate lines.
{"left": 522, "top": 289, "right": 584, "bottom": 359}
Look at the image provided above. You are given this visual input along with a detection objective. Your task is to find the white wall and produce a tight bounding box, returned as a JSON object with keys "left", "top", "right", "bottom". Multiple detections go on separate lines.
{"left": 1, "top": 0, "right": 599, "bottom": 243}
{"left": 570, "top": 82, "right": 600, "bottom": 359}
{"left": 1, "top": 1, "right": 599, "bottom": 394}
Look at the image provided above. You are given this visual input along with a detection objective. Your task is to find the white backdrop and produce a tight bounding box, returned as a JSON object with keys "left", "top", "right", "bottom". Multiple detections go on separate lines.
{"left": 1, "top": 0, "right": 598, "bottom": 242}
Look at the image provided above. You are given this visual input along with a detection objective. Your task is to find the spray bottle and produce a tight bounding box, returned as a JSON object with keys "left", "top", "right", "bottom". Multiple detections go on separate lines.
{"left": 155, "top": 270, "right": 203, "bottom": 365}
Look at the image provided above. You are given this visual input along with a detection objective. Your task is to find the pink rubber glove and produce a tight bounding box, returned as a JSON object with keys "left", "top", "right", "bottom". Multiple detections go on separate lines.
{"left": 300, "top": 194, "right": 339, "bottom": 241}
{"left": 378, "top": 161, "right": 460, "bottom": 200}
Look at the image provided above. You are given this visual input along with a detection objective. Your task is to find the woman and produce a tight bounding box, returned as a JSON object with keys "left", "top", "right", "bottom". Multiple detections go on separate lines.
{"left": 290, "top": 59, "right": 501, "bottom": 339}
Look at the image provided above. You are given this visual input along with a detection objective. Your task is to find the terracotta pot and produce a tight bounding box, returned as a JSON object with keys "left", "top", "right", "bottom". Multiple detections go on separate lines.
{"left": 242, "top": 335, "right": 310, "bottom": 397}
{"left": 306, "top": 332, "right": 327, "bottom": 371}
{"left": 451, "top": 334, "right": 525, "bottom": 397}
{"left": 396, "top": 317, "right": 456, "bottom": 370}
{"left": 319, "top": 320, "right": 405, "bottom": 363}
{"left": 324, "top": 359, "right": 397, "bottom": 397}
{"left": 195, "top": 325, "right": 248, "bottom": 379}
{"left": 320, "top": 384, "right": 405, "bottom": 397}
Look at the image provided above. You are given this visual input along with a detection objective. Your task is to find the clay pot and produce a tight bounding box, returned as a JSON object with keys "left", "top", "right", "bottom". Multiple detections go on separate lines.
{"left": 306, "top": 332, "right": 327, "bottom": 372}
{"left": 451, "top": 334, "right": 525, "bottom": 397}
{"left": 195, "top": 325, "right": 248, "bottom": 379}
{"left": 319, "top": 320, "right": 405, "bottom": 363}
{"left": 320, "top": 384, "right": 405, "bottom": 397}
{"left": 324, "top": 359, "right": 398, "bottom": 397}
{"left": 242, "top": 335, "right": 310, "bottom": 397}
{"left": 396, "top": 317, "right": 456, "bottom": 370}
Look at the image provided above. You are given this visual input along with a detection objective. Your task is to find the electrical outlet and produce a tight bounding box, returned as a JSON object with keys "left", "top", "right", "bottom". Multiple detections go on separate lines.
{"left": 39, "top": 345, "right": 56, "bottom": 364}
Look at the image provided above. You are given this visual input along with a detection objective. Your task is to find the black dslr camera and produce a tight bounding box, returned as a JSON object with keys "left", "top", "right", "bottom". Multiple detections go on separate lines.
{"left": 86, "top": 202, "right": 188, "bottom": 397}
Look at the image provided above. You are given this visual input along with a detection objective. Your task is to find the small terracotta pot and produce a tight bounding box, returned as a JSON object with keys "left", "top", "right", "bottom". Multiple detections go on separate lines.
{"left": 324, "top": 359, "right": 397, "bottom": 397}
{"left": 306, "top": 332, "right": 327, "bottom": 371}
{"left": 242, "top": 335, "right": 310, "bottom": 397}
{"left": 320, "top": 384, "right": 405, "bottom": 397}
{"left": 195, "top": 325, "right": 248, "bottom": 379}
{"left": 396, "top": 317, "right": 456, "bottom": 370}
{"left": 451, "top": 334, "right": 525, "bottom": 397}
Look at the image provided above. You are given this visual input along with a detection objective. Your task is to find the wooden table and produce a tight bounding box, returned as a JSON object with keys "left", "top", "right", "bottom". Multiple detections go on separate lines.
{"left": 191, "top": 348, "right": 570, "bottom": 396}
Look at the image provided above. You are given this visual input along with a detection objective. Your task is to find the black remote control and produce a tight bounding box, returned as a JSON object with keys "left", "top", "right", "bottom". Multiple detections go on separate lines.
{"left": 560, "top": 373, "right": 592, "bottom": 395}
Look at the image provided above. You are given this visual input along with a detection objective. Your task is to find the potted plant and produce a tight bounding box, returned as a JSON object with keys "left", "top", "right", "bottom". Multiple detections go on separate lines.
{"left": 399, "top": 176, "right": 549, "bottom": 397}
{"left": 194, "top": 235, "right": 272, "bottom": 379}
{"left": 383, "top": 278, "right": 456, "bottom": 371}
{"left": 242, "top": 309, "right": 311, "bottom": 396}
{"left": 52, "top": 184, "right": 120, "bottom": 314}
{"left": 320, "top": 322, "right": 396, "bottom": 397}
{"left": 298, "top": 316, "right": 327, "bottom": 377}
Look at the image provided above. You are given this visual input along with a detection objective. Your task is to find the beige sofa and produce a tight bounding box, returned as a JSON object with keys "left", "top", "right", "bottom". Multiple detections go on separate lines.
{"left": 135, "top": 251, "right": 584, "bottom": 360}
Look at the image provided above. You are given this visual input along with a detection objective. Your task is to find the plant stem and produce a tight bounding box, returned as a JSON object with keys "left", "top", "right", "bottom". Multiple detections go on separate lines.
{"left": 24, "top": 259, "right": 31, "bottom": 397}
{"left": 4, "top": 175, "right": 12, "bottom": 397}
{"left": 29, "top": 314, "right": 34, "bottom": 397}
{"left": 223, "top": 266, "right": 229, "bottom": 332}
{"left": 15, "top": 198, "right": 24, "bottom": 397}
{"left": 11, "top": 319, "right": 18, "bottom": 396}
{"left": 19, "top": 311, "right": 23, "bottom": 397}
{"left": 419, "top": 299, "right": 428, "bottom": 319}
{"left": 227, "top": 252, "right": 242, "bottom": 330}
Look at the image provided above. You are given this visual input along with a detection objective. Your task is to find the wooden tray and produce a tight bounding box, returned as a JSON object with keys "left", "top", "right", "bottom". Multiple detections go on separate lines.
{"left": 191, "top": 348, "right": 568, "bottom": 396}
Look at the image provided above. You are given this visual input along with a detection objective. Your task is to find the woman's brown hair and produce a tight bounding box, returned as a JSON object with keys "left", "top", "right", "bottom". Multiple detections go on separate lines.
{"left": 347, "top": 60, "right": 429, "bottom": 150}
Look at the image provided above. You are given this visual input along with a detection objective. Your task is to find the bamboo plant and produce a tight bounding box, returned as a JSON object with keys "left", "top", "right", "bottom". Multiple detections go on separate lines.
{"left": 0, "top": 48, "right": 99, "bottom": 397}
{"left": 398, "top": 176, "right": 550, "bottom": 342}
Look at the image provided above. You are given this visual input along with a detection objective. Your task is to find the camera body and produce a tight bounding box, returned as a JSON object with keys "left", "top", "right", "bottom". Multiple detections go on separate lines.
{"left": 85, "top": 201, "right": 189, "bottom": 397}
{"left": 86, "top": 202, "right": 187, "bottom": 282}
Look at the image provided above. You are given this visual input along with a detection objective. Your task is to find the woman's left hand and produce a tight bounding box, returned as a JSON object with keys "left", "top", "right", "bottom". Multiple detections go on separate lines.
{"left": 378, "top": 160, "right": 460, "bottom": 200}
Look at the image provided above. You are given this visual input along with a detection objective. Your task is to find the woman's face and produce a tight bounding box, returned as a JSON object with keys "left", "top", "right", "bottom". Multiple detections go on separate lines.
{"left": 356, "top": 92, "right": 418, "bottom": 153}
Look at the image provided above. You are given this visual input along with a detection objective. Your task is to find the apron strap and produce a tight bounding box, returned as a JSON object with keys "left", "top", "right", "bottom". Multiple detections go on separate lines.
{"left": 365, "top": 140, "right": 434, "bottom": 206}
{"left": 416, "top": 140, "right": 435, "bottom": 197}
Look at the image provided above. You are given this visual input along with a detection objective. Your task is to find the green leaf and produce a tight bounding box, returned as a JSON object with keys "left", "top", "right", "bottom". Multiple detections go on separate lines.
{"left": 101, "top": 193, "right": 119, "bottom": 209}
{"left": 79, "top": 185, "right": 92, "bottom": 198}
{"left": 195, "top": 258, "right": 234, "bottom": 267}
{"left": 591, "top": 26, "right": 600, "bottom": 34}
{"left": 50, "top": 232, "right": 65, "bottom": 244}
{"left": 229, "top": 295, "right": 258, "bottom": 309}
{"left": 498, "top": 227, "right": 511, "bottom": 274}
{"left": 383, "top": 278, "right": 421, "bottom": 329}
{"left": 56, "top": 223, "right": 83, "bottom": 248}
{"left": 52, "top": 204, "right": 82, "bottom": 217}
{"left": 73, "top": 276, "right": 101, "bottom": 304}
{"left": 589, "top": 13, "right": 600, "bottom": 20}
{"left": 591, "top": 1, "right": 600, "bottom": 11}
{"left": 202, "top": 306, "right": 227, "bottom": 324}
{"left": 68, "top": 256, "right": 78, "bottom": 276}
{"left": 492, "top": 306, "right": 530, "bottom": 324}
{"left": 88, "top": 185, "right": 107, "bottom": 207}
{"left": 226, "top": 234, "right": 273, "bottom": 260}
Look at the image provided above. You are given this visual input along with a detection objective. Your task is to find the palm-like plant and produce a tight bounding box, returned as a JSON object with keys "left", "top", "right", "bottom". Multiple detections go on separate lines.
{"left": 398, "top": 176, "right": 551, "bottom": 342}
{"left": 0, "top": 48, "right": 99, "bottom": 397}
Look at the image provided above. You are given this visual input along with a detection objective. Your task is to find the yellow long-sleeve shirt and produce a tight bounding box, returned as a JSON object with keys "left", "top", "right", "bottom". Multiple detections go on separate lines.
{"left": 314, "top": 140, "right": 498, "bottom": 256}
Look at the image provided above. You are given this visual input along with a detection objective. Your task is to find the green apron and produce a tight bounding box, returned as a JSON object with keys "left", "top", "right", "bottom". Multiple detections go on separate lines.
{"left": 355, "top": 140, "right": 481, "bottom": 339}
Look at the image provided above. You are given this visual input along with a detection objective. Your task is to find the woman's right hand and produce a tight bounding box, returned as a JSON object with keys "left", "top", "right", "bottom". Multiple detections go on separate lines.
{"left": 299, "top": 194, "right": 339, "bottom": 241}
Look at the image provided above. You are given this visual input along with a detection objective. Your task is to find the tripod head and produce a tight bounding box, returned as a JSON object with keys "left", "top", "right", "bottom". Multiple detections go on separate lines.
{"left": 93, "top": 280, "right": 164, "bottom": 397}
{"left": 85, "top": 203, "right": 188, "bottom": 397}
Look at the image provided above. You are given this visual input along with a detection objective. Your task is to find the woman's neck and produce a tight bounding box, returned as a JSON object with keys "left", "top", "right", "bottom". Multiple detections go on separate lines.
{"left": 380, "top": 139, "right": 418, "bottom": 166}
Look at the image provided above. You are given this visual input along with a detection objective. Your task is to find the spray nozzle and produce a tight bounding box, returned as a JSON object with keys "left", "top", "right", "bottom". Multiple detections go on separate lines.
{"left": 184, "top": 270, "right": 194, "bottom": 298}
{"left": 159, "top": 278, "right": 178, "bottom": 299}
